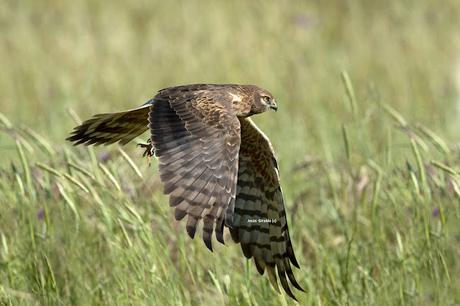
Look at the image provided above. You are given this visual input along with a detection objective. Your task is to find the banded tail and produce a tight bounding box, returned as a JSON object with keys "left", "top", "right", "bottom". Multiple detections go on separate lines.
{"left": 66, "top": 104, "right": 151, "bottom": 146}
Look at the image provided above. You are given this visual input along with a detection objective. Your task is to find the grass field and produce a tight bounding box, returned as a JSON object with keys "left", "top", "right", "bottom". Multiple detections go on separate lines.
{"left": 1, "top": 1, "right": 460, "bottom": 305}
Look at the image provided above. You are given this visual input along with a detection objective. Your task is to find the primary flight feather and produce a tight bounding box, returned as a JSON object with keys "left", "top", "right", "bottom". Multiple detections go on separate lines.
{"left": 67, "top": 84, "right": 304, "bottom": 300}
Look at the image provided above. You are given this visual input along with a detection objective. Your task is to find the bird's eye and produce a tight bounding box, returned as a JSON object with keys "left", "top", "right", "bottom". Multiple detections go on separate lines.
{"left": 262, "top": 96, "right": 270, "bottom": 103}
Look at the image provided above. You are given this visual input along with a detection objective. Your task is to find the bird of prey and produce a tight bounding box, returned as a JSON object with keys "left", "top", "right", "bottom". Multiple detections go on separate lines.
{"left": 67, "top": 84, "right": 304, "bottom": 300}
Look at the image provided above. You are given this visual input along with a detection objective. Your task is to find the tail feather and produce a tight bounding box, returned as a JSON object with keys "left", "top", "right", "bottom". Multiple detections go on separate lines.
{"left": 67, "top": 105, "right": 150, "bottom": 146}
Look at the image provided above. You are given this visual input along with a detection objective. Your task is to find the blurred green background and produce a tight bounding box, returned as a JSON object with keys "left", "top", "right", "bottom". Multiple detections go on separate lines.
{"left": 2, "top": 1, "right": 459, "bottom": 153}
{"left": 1, "top": 1, "right": 460, "bottom": 305}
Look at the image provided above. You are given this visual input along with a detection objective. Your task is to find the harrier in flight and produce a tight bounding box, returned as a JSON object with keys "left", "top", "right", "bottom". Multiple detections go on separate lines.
{"left": 67, "top": 84, "right": 304, "bottom": 300}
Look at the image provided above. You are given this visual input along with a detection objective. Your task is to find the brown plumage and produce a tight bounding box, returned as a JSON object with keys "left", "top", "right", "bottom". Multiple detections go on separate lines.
{"left": 67, "top": 84, "right": 304, "bottom": 300}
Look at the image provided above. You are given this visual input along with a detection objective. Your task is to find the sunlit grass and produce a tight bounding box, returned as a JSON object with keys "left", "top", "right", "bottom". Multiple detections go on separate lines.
{"left": 1, "top": 1, "right": 460, "bottom": 305}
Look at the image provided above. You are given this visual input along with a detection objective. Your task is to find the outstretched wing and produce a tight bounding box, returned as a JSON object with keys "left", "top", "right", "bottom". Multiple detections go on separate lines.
{"left": 229, "top": 118, "right": 304, "bottom": 300}
{"left": 150, "top": 85, "right": 241, "bottom": 251}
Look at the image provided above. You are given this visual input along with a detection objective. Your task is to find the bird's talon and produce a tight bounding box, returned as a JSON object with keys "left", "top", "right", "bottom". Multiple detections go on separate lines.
{"left": 137, "top": 139, "right": 154, "bottom": 161}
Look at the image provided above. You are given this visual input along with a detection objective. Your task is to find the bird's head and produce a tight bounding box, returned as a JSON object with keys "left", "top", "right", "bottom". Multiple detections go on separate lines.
{"left": 254, "top": 88, "right": 278, "bottom": 113}
{"left": 232, "top": 85, "right": 278, "bottom": 117}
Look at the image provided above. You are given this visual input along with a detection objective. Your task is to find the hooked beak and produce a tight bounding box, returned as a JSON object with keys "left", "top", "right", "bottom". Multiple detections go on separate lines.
{"left": 269, "top": 100, "right": 278, "bottom": 112}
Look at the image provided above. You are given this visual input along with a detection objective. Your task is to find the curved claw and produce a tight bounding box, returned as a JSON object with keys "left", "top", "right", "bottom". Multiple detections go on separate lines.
{"left": 137, "top": 139, "right": 154, "bottom": 165}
